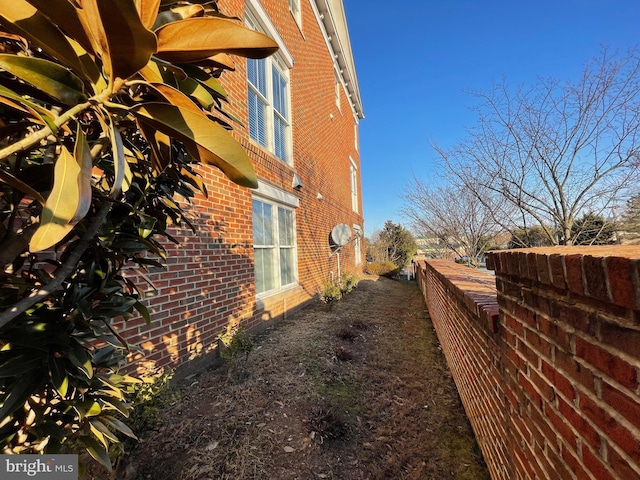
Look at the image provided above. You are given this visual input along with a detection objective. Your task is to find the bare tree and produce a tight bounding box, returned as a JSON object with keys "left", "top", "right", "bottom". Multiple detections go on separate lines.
{"left": 433, "top": 48, "right": 640, "bottom": 245}
{"left": 402, "top": 177, "right": 503, "bottom": 266}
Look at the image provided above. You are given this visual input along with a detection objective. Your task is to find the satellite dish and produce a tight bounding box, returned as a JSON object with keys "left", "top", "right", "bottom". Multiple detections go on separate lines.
{"left": 330, "top": 223, "right": 352, "bottom": 248}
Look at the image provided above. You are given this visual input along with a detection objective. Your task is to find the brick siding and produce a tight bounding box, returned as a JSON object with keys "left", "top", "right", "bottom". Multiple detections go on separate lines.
{"left": 115, "top": 0, "right": 364, "bottom": 377}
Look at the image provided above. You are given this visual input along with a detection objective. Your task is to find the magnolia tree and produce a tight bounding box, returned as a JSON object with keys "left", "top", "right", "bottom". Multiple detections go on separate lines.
{"left": 0, "top": 0, "right": 276, "bottom": 468}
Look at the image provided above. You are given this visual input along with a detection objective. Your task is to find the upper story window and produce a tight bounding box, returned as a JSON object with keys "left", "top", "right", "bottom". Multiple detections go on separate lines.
{"left": 246, "top": 10, "right": 293, "bottom": 164}
{"left": 335, "top": 71, "right": 341, "bottom": 110}
{"left": 350, "top": 158, "right": 359, "bottom": 213}
{"left": 289, "top": 0, "right": 301, "bottom": 26}
{"left": 354, "top": 118, "right": 359, "bottom": 151}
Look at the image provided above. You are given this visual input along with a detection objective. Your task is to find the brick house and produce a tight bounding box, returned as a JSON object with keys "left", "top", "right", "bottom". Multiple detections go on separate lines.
{"left": 120, "top": 0, "right": 365, "bottom": 375}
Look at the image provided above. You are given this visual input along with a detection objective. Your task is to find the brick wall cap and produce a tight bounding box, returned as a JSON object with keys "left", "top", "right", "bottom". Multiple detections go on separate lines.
{"left": 488, "top": 246, "right": 640, "bottom": 261}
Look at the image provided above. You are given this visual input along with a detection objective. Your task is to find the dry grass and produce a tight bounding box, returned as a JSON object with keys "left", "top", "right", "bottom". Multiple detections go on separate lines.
{"left": 95, "top": 275, "right": 490, "bottom": 480}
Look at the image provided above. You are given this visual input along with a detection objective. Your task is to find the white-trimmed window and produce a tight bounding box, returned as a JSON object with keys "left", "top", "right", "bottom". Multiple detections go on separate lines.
{"left": 353, "top": 225, "right": 362, "bottom": 266}
{"left": 350, "top": 158, "right": 359, "bottom": 213}
{"left": 354, "top": 118, "right": 359, "bottom": 151}
{"left": 335, "top": 71, "right": 341, "bottom": 110}
{"left": 252, "top": 183, "right": 299, "bottom": 296}
{"left": 289, "top": 0, "right": 301, "bottom": 26}
{"left": 246, "top": 12, "right": 293, "bottom": 164}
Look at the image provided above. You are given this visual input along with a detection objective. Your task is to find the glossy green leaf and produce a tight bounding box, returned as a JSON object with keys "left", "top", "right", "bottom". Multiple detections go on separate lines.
{"left": 145, "top": 82, "right": 202, "bottom": 114}
{"left": 178, "top": 63, "right": 228, "bottom": 101}
{"left": 0, "top": 54, "right": 86, "bottom": 106}
{"left": 0, "top": 169, "right": 45, "bottom": 205}
{"left": 139, "top": 60, "right": 164, "bottom": 83}
{"left": 0, "top": 0, "right": 87, "bottom": 77}
{"left": 100, "top": 398, "right": 130, "bottom": 417}
{"left": 72, "top": 127, "right": 93, "bottom": 223}
{"left": 89, "top": 419, "right": 119, "bottom": 446}
{"left": 177, "top": 77, "right": 216, "bottom": 110}
{"left": 107, "top": 118, "right": 132, "bottom": 197}
{"left": 77, "top": 400, "right": 102, "bottom": 417}
{"left": 69, "top": 37, "right": 107, "bottom": 94}
{"left": 0, "top": 372, "right": 43, "bottom": 420}
{"left": 69, "top": 341, "right": 93, "bottom": 380}
{"left": 135, "top": 0, "right": 161, "bottom": 29}
{"left": 50, "top": 358, "right": 69, "bottom": 397}
{"left": 101, "top": 415, "right": 137, "bottom": 439}
{"left": 133, "top": 300, "right": 151, "bottom": 326}
{"left": 0, "top": 354, "right": 44, "bottom": 378}
{"left": 138, "top": 121, "right": 171, "bottom": 173}
{"left": 78, "top": 435, "right": 112, "bottom": 470}
{"left": 155, "top": 17, "right": 278, "bottom": 63}
{"left": 25, "top": 0, "right": 94, "bottom": 54}
{"left": 79, "top": 0, "right": 157, "bottom": 81}
{"left": 30, "top": 146, "right": 83, "bottom": 252}
{"left": 132, "top": 102, "right": 257, "bottom": 187}
{"left": 0, "top": 84, "right": 56, "bottom": 130}
{"left": 152, "top": 3, "right": 204, "bottom": 30}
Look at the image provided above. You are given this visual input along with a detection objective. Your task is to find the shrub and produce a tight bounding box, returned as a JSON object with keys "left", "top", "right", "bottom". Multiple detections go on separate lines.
{"left": 320, "top": 271, "right": 359, "bottom": 303}
{"left": 110, "top": 370, "right": 176, "bottom": 463}
{"left": 340, "top": 272, "right": 359, "bottom": 295}
{"left": 320, "top": 280, "right": 343, "bottom": 304}
{"left": 218, "top": 325, "right": 254, "bottom": 383}
{"left": 364, "top": 261, "right": 400, "bottom": 277}
{"left": 0, "top": 0, "right": 277, "bottom": 469}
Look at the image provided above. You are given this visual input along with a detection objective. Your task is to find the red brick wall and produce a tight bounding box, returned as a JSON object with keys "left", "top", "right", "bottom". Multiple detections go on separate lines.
{"left": 416, "top": 260, "right": 510, "bottom": 480}
{"left": 115, "top": 0, "right": 364, "bottom": 376}
{"left": 417, "top": 246, "right": 640, "bottom": 480}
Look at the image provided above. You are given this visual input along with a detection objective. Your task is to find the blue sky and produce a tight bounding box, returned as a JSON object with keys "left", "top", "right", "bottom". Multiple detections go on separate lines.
{"left": 343, "top": 0, "right": 640, "bottom": 236}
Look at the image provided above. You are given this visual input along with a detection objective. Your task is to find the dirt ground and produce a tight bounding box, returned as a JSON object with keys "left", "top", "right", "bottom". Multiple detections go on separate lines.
{"left": 108, "top": 275, "right": 490, "bottom": 480}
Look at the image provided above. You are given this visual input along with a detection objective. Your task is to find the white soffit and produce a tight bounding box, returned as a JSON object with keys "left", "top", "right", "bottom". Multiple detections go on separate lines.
{"left": 310, "top": 0, "right": 364, "bottom": 119}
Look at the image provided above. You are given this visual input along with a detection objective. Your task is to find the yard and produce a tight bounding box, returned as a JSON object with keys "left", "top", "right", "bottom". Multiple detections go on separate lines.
{"left": 98, "top": 275, "right": 489, "bottom": 480}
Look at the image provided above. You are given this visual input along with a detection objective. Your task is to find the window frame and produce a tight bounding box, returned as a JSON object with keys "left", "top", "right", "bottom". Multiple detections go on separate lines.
{"left": 350, "top": 157, "right": 359, "bottom": 213}
{"left": 335, "top": 70, "right": 341, "bottom": 111}
{"left": 288, "top": 0, "right": 302, "bottom": 27}
{"left": 353, "top": 225, "right": 362, "bottom": 266}
{"left": 252, "top": 182, "right": 299, "bottom": 297}
{"left": 245, "top": 6, "right": 294, "bottom": 165}
{"left": 354, "top": 116, "right": 359, "bottom": 151}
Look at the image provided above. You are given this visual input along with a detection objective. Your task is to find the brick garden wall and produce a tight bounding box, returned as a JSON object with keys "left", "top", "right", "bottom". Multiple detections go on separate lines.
{"left": 416, "top": 246, "right": 640, "bottom": 480}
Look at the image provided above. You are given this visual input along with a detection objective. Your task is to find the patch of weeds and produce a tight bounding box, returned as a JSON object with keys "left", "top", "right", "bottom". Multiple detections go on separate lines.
{"left": 307, "top": 400, "right": 349, "bottom": 442}
{"left": 334, "top": 346, "right": 354, "bottom": 362}
{"left": 218, "top": 324, "right": 254, "bottom": 383}
{"left": 335, "top": 326, "right": 359, "bottom": 342}
{"left": 442, "top": 430, "right": 491, "bottom": 480}
{"left": 317, "top": 379, "right": 362, "bottom": 416}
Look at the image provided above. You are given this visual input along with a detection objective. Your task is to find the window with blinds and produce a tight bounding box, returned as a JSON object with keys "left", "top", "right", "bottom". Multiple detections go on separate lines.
{"left": 246, "top": 15, "right": 292, "bottom": 164}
